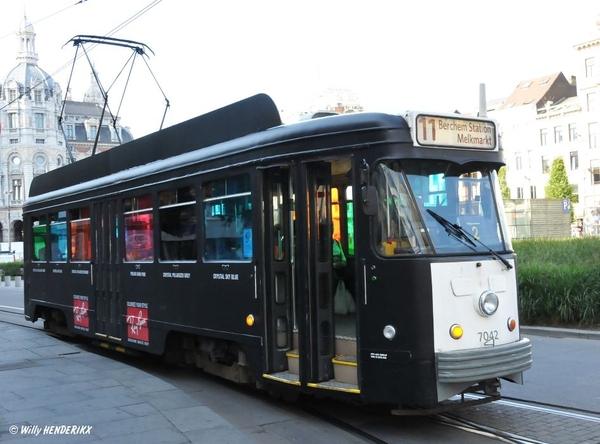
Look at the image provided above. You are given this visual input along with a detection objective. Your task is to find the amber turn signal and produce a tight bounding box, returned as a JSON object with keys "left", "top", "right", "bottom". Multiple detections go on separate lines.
{"left": 449, "top": 324, "right": 463, "bottom": 340}
{"left": 507, "top": 317, "right": 517, "bottom": 332}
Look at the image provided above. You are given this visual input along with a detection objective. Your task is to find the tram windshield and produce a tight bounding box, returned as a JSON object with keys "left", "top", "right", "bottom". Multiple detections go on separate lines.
{"left": 372, "top": 160, "right": 511, "bottom": 255}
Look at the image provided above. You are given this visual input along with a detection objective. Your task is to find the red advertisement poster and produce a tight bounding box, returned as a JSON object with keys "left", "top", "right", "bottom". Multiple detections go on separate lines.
{"left": 73, "top": 296, "right": 89, "bottom": 331}
{"left": 126, "top": 302, "right": 149, "bottom": 345}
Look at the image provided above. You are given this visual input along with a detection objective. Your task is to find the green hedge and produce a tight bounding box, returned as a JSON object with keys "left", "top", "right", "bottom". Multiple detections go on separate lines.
{"left": 514, "top": 238, "right": 600, "bottom": 327}
{"left": 0, "top": 261, "right": 24, "bottom": 277}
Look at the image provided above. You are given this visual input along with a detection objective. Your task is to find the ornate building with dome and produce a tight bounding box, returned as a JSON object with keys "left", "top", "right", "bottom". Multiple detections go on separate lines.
{"left": 0, "top": 16, "right": 133, "bottom": 257}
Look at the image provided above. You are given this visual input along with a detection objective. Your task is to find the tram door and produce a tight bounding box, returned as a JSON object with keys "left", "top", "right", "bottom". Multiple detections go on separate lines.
{"left": 263, "top": 168, "right": 295, "bottom": 372}
{"left": 262, "top": 163, "right": 334, "bottom": 383}
{"left": 93, "top": 200, "right": 122, "bottom": 341}
{"left": 303, "top": 162, "right": 335, "bottom": 382}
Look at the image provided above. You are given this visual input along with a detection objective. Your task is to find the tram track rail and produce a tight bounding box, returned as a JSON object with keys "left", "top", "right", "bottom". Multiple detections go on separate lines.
{"left": 297, "top": 391, "right": 600, "bottom": 444}
{"left": 449, "top": 394, "right": 600, "bottom": 444}
{"left": 0, "top": 305, "right": 23, "bottom": 315}
{"left": 297, "top": 397, "right": 552, "bottom": 444}
{"left": 298, "top": 402, "right": 390, "bottom": 444}
{"left": 500, "top": 395, "right": 600, "bottom": 419}
{"left": 435, "top": 413, "right": 549, "bottom": 444}
{"left": 458, "top": 393, "right": 600, "bottom": 423}
{"left": 0, "top": 306, "right": 45, "bottom": 333}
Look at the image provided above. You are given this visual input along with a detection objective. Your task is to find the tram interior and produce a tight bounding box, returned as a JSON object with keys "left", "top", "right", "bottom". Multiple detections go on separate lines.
{"left": 331, "top": 158, "right": 357, "bottom": 324}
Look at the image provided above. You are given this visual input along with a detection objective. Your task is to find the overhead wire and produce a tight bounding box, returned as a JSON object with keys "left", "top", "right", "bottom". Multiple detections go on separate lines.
{"left": 0, "top": 0, "right": 163, "bottom": 112}
{"left": 62, "top": 0, "right": 169, "bottom": 136}
{"left": 0, "top": 1, "right": 89, "bottom": 43}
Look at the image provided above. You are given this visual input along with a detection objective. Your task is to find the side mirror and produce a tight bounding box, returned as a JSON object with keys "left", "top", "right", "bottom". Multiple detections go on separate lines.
{"left": 361, "top": 185, "right": 378, "bottom": 216}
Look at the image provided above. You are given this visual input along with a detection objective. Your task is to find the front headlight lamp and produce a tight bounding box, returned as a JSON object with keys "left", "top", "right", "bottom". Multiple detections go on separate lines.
{"left": 478, "top": 290, "right": 499, "bottom": 316}
{"left": 383, "top": 325, "right": 396, "bottom": 340}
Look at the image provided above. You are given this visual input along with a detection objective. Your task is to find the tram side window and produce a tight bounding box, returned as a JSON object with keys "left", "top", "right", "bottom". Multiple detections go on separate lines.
{"left": 159, "top": 186, "right": 197, "bottom": 261}
{"left": 124, "top": 194, "right": 154, "bottom": 262}
{"left": 204, "top": 175, "right": 252, "bottom": 261}
{"left": 48, "top": 211, "right": 67, "bottom": 261}
{"left": 70, "top": 207, "right": 91, "bottom": 262}
{"left": 32, "top": 216, "right": 47, "bottom": 261}
{"left": 372, "top": 163, "right": 430, "bottom": 256}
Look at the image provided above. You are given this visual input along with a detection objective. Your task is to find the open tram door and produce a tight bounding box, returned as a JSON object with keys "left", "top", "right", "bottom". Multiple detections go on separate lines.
{"left": 302, "top": 161, "right": 336, "bottom": 383}
{"left": 262, "top": 161, "right": 356, "bottom": 393}
{"left": 261, "top": 167, "right": 296, "bottom": 380}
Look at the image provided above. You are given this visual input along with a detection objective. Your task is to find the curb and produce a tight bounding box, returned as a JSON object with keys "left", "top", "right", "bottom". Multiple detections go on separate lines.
{"left": 0, "top": 304, "right": 23, "bottom": 315}
{"left": 521, "top": 326, "right": 600, "bottom": 341}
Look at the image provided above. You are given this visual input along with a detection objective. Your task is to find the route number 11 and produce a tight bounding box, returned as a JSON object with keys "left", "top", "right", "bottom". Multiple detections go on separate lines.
{"left": 419, "top": 117, "right": 436, "bottom": 142}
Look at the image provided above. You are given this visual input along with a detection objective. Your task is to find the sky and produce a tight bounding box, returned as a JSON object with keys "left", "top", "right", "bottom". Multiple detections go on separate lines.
{"left": 1, "top": 0, "right": 599, "bottom": 138}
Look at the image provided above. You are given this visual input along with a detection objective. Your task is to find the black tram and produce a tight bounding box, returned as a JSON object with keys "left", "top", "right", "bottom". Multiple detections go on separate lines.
{"left": 23, "top": 94, "right": 531, "bottom": 410}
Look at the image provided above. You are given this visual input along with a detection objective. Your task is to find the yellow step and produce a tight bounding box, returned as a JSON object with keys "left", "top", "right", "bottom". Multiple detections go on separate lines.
{"left": 332, "top": 355, "right": 357, "bottom": 385}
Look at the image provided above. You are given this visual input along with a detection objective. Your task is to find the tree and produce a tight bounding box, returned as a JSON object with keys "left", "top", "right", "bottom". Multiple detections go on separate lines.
{"left": 545, "top": 158, "right": 575, "bottom": 221}
{"left": 498, "top": 166, "right": 510, "bottom": 199}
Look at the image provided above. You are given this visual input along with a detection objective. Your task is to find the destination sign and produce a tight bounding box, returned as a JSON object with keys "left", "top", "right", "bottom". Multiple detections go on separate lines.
{"left": 412, "top": 114, "right": 497, "bottom": 149}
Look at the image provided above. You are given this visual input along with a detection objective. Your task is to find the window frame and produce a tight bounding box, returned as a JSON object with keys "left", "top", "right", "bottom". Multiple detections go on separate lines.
{"left": 540, "top": 128, "right": 548, "bottom": 146}
{"left": 158, "top": 185, "right": 197, "bottom": 262}
{"left": 585, "top": 57, "right": 595, "bottom": 78}
{"left": 554, "top": 126, "right": 563, "bottom": 144}
{"left": 589, "top": 122, "right": 598, "bottom": 149}
{"left": 541, "top": 156, "right": 550, "bottom": 174}
{"left": 69, "top": 207, "right": 92, "bottom": 262}
{"left": 592, "top": 166, "right": 600, "bottom": 185}
{"left": 568, "top": 123, "right": 577, "bottom": 142}
{"left": 48, "top": 211, "right": 68, "bottom": 262}
{"left": 203, "top": 174, "right": 253, "bottom": 262}
{"left": 123, "top": 194, "right": 155, "bottom": 263}
{"left": 8, "top": 112, "right": 18, "bottom": 129}
{"left": 587, "top": 92, "right": 597, "bottom": 113}
{"left": 34, "top": 113, "right": 44, "bottom": 129}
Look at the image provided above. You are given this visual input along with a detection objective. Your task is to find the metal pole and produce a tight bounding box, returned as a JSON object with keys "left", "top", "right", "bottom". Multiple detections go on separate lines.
{"left": 479, "top": 83, "right": 487, "bottom": 118}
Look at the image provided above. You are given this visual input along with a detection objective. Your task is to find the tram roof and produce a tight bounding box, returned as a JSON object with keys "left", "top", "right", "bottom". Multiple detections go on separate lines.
{"left": 27, "top": 94, "right": 411, "bottom": 203}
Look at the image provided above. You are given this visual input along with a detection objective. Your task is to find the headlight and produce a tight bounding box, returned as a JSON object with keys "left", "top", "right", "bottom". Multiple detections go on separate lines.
{"left": 477, "top": 290, "right": 499, "bottom": 316}
{"left": 383, "top": 325, "right": 396, "bottom": 340}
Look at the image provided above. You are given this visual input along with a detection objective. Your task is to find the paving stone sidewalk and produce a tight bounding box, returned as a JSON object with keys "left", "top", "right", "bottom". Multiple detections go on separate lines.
{"left": 0, "top": 321, "right": 256, "bottom": 443}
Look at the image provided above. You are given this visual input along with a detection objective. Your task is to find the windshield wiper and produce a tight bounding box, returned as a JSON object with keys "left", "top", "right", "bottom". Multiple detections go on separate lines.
{"left": 426, "top": 209, "right": 512, "bottom": 270}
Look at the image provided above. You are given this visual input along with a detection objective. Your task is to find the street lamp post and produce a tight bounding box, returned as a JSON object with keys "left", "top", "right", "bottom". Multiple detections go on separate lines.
{"left": 5, "top": 190, "right": 12, "bottom": 253}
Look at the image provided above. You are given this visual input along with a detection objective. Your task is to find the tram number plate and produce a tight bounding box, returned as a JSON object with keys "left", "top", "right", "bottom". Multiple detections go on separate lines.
{"left": 478, "top": 330, "right": 499, "bottom": 346}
